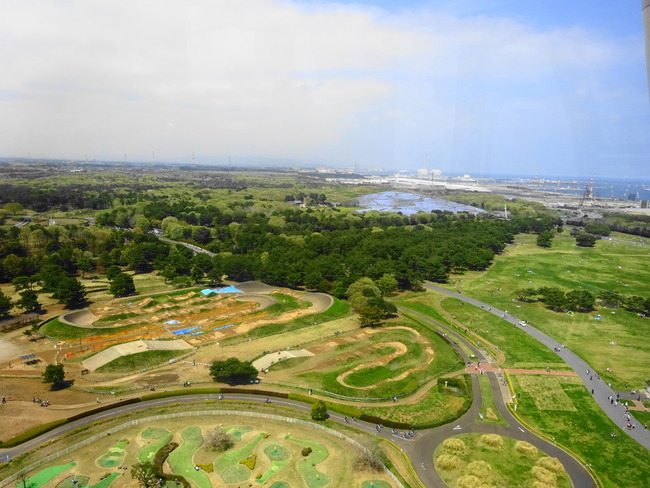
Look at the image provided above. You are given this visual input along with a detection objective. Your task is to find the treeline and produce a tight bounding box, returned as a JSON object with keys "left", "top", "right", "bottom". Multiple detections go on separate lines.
{"left": 515, "top": 287, "right": 650, "bottom": 316}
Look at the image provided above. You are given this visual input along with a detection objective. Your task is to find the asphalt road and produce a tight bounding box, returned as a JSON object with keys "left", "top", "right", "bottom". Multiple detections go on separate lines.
{"left": 2, "top": 283, "right": 622, "bottom": 487}
{"left": 0, "top": 303, "right": 597, "bottom": 488}
{"left": 425, "top": 283, "right": 650, "bottom": 451}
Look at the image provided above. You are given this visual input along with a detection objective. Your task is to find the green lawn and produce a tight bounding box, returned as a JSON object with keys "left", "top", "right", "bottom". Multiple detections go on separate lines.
{"left": 95, "top": 349, "right": 187, "bottom": 373}
{"left": 138, "top": 427, "right": 173, "bottom": 463}
{"left": 39, "top": 317, "right": 134, "bottom": 340}
{"left": 435, "top": 433, "right": 571, "bottom": 488}
{"left": 442, "top": 233, "right": 650, "bottom": 389}
{"left": 286, "top": 436, "right": 331, "bottom": 488}
{"left": 509, "top": 373, "right": 650, "bottom": 488}
{"left": 167, "top": 427, "right": 211, "bottom": 488}
{"left": 214, "top": 432, "right": 266, "bottom": 484}
{"left": 476, "top": 374, "right": 507, "bottom": 426}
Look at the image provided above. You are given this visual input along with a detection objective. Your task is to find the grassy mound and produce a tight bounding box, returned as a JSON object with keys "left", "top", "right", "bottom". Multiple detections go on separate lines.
{"left": 436, "top": 454, "right": 461, "bottom": 471}
{"left": 515, "top": 441, "right": 538, "bottom": 458}
{"left": 441, "top": 438, "right": 466, "bottom": 454}
{"left": 478, "top": 434, "right": 503, "bottom": 449}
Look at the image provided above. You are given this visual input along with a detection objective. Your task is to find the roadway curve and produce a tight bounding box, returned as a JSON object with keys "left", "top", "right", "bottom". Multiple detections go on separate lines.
{"left": 0, "top": 305, "right": 596, "bottom": 488}
{"left": 424, "top": 283, "right": 650, "bottom": 451}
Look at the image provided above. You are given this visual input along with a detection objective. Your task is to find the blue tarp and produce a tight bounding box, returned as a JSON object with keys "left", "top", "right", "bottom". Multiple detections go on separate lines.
{"left": 191, "top": 331, "right": 204, "bottom": 336}
{"left": 213, "top": 324, "right": 234, "bottom": 331}
{"left": 163, "top": 319, "right": 181, "bottom": 325}
{"left": 201, "top": 286, "right": 243, "bottom": 295}
{"left": 172, "top": 326, "right": 202, "bottom": 336}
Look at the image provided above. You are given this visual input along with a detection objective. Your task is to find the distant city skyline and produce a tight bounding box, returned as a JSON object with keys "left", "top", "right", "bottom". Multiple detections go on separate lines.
{"left": 1, "top": 0, "right": 648, "bottom": 179}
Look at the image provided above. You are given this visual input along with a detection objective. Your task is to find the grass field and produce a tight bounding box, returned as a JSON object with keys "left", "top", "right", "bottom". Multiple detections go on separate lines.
{"left": 476, "top": 374, "right": 507, "bottom": 425}
{"left": 435, "top": 433, "right": 571, "bottom": 488}
{"left": 509, "top": 373, "right": 650, "bottom": 488}
{"left": 95, "top": 349, "right": 188, "bottom": 373}
{"left": 438, "top": 232, "right": 650, "bottom": 389}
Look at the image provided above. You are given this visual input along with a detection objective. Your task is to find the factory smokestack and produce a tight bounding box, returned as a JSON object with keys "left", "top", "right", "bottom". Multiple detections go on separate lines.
{"left": 644, "top": 0, "right": 650, "bottom": 100}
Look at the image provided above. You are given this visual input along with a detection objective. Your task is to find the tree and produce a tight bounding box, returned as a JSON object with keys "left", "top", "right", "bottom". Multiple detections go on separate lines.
{"left": 599, "top": 290, "right": 625, "bottom": 309}
{"left": 514, "top": 287, "right": 537, "bottom": 302}
{"left": 4, "top": 202, "right": 24, "bottom": 216}
{"left": 575, "top": 232, "right": 597, "bottom": 247}
{"left": 311, "top": 400, "right": 328, "bottom": 421}
{"left": 12, "top": 275, "right": 38, "bottom": 292}
{"left": 539, "top": 287, "right": 567, "bottom": 312}
{"left": 210, "top": 357, "right": 258, "bottom": 385}
{"left": 375, "top": 273, "right": 398, "bottom": 296}
{"left": 17, "top": 289, "right": 41, "bottom": 313}
{"left": 55, "top": 277, "right": 87, "bottom": 309}
{"left": 42, "top": 363, "right": 65, "bottom": 385}
{"left": 131, "top": 461, "right": 157, "bottom": 488}
{"left": 536, "top": 230, "right": 554, "bottom": 248}
{"left": 566, "top": 289, "right": 595, "bottom": 312}
{"left": 109, "top": 271, "right": 136, "bottom": 297}
{"left": 205, "top": 429, "right": 234, "bottom": 452}
{"left": 0, "top": 290, "right": 13, "bottom": 319}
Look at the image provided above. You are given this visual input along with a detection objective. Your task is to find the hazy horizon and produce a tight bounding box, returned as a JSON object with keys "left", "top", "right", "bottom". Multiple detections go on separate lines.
{"left": 1, "top": 0, "right": 648, "bottom": 179}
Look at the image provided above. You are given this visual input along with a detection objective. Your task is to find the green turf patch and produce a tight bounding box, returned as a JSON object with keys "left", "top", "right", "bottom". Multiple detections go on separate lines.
{"left": 360, "top": 481, "right": 392, "bottom": 488}
{"left": 214, "top": 432, "right": 266, "bottom": 484}
{"left": 256, "top": 444, "right": 292, "bottom": 483}
{"left": 509, "top": 374, "right": 650, "bottom": 487}
{"left": 286, "top": 436, "right": 331, "bottom": 488}
{"left": 269, "top": 482, "right": 291, "bottom": 488}
{"left": 56, "top": 475, "right": 89, "bottom": 488}
{"left": 93, "top": 312, "right": 139, "bottom": 327}
{"left": 344, "top": 365, "right": 392, "bottom": 388}
{"left": 39, "top": 317, "right": 134, "bottom": 340}
{"left": 96, "top": 349, "right": 187, "bottom": 373}
{"left": 14, "top": 462, "right": 76, "bottom": 488}
{"left": 96, "top": 439, "right": 128, "bottom": 468}
{"left": 265, "top": 293, "right": 311, "bottom": 316}
{"left": 435, "top": 433, "right": 571, "bottom": 488}
{"left": 139, "top": 427, "right": 173, "bottom": 463}
{"left": 88, "top": 473, "right": 121, "bottom": 488}
{"left": 446, "top": 232, "right": 650, "bottom": 388}
{"left": 514, "top": 374, "right": 579, "bottom": 411}
{"left": 167, "top": 427, "right": 210, "bottom": 488}
{"left": 476, "top": 374, "right": 507, "bottom": 425}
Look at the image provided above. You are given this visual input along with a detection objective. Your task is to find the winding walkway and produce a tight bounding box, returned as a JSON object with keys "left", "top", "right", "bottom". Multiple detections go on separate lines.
{"left": 425, "top": 283, "right": 650, "bottom": 451}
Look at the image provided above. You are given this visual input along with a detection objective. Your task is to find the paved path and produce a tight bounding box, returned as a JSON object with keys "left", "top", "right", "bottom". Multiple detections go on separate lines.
{"left": 425, "top": 283, "right": 650, "bottom": 450}
{"left": 399, "top": 306, "right": 595, "bottom": 488}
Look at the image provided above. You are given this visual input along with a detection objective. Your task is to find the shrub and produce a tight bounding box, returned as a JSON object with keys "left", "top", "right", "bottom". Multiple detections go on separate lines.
{"left": 478, "top": 434, "right": 503, "bottom": 449}
{"left": 311, "top": 400, "right": 328, "bottom": 421}
{"left": 442, "top": 437, "right": 466, "bottom": 454}
{"left": 532, "top": 466, "right": 557, "bottom": 485}
{"left": 438, "top": 376, "right": 467, "bottom": 394}
{"left": 457, "top": 475, "right": 481, "bottom": 488}
{"left": 206, "top": 429, "right": 234, "bottom": 452}
{"left": 436, "top": 454, "right": 461, "bottom": 471}
{"left": 255, "top": 473, "right": 262, "bottom": 479}
{"left": 354, "top": 443, "right": 384, "bottom": 472}
{"left": 301, "top": 446, "right": 313, "bottom": 457}
{"left": 536, "top": 457, "right": 565, "bottom": 475}
{"left": 515, "top": 441, "right": 538, "bottom": 458}
{"left": 239, "top": 454, "right": 257, "bottom": 470}
{"left": 196, "top": 463, "right": 213, "bottom": 473}
{"left": 466, "top": 460, "right": 492, "bottom": 479}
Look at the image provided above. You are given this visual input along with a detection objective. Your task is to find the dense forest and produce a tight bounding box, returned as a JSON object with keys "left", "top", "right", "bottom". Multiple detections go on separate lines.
{"left": 0, "top": 168, "right": 565, "bottom": 317}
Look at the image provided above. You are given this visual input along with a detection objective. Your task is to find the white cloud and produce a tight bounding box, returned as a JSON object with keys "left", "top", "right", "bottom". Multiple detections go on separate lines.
{"left": 0, "top": 0, "right": 645, "bottom": 176}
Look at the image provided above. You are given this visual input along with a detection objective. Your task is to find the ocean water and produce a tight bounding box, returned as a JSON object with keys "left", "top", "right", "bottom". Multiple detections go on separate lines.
{"left": 357, "top": 191, "right": 485, "bottom": 215}
{"left": 466, "top": 174, "right": 650, "bottom": 201}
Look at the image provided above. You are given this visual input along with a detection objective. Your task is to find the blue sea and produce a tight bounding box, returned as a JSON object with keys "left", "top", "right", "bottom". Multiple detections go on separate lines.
{"left": 460, "top": 174, "right": 650, "bottom": 202}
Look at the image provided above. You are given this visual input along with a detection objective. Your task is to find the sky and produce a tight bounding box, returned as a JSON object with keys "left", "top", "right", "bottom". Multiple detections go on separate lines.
{"left": 1, "top": 0, "right": 649, "bottom": 179}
